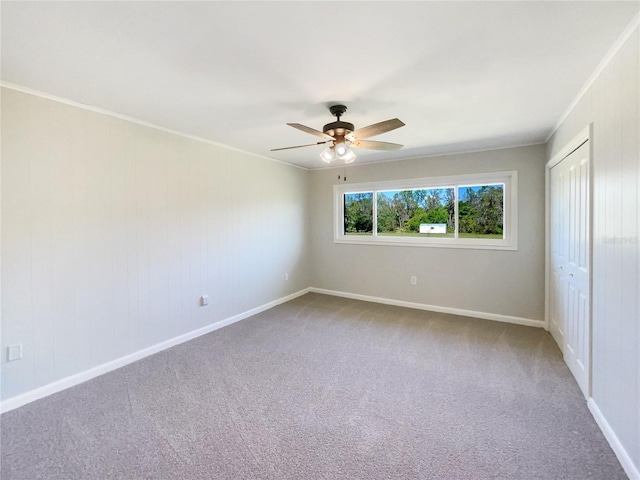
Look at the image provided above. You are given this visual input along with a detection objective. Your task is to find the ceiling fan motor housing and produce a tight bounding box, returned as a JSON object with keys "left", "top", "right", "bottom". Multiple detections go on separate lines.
{"left": 323, "top": 121, "right": 354, "bottom": 138}
{"left": 324, "top": 105, "right": 353, "bottom": 138}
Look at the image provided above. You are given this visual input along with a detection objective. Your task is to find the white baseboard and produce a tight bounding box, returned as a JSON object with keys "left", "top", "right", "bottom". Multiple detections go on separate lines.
{"left": 309, "top": 287, "right": 544, "bottom": 328}
{"left": 588, "top": 398, "right": 640, "bottom": 480}
{"left": 0, "top": 288, "right": 311, "bottom": 414}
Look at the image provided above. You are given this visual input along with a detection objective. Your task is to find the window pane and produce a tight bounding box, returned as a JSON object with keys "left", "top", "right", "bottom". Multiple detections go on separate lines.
{"left": 377, "top": 187, "right": 454, "bottom": 237}
{"left": 344, "top": 192, "right": 373, "bottom": 235}
{"left": 458, "top": 184, "right": 504, "bottom": 239}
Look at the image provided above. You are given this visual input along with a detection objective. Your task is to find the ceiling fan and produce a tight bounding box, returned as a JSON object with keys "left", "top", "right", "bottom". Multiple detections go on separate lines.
{"left": 271, "top": 105, "right": 405, "bottom": 164}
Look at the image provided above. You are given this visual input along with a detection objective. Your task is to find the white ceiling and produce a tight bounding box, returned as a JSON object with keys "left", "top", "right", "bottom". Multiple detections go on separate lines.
{"left": 2, "top": 2, "right": 638, "bottom": 169}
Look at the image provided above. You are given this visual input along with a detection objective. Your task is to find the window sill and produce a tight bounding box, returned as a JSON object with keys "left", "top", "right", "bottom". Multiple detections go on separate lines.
{"left": 334, "top": 237, "right": 517, "bottom": 251}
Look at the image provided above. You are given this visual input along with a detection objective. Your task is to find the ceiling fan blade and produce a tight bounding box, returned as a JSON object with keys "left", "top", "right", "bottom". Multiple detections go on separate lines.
{"left": 350, "top": 140, "right": 404, "bottom": 151}
{"left": 271, "top": 141, "right": 329, "bottom": 152}
{"left": 287, "top": 123, "right": 335, "bottom": 141}
{"left": 352, "top": 118, "right": 405, "bottom": 140}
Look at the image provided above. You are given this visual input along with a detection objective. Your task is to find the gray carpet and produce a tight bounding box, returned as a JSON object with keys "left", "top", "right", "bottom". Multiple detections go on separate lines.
{"left": 0, "top": 293, "right": 626, "bottom": 479}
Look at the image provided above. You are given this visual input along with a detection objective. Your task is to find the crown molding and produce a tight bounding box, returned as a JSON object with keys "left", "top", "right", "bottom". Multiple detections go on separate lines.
{"left": 546, "top": 12, "right": 640, "bottom": 142}
{"left": 0, "top": 82, "right": 309, "bottom": 171}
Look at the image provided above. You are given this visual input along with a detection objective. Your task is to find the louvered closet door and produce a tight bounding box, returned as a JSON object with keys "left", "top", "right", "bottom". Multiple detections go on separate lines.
{"left": 549, "top": 141, "right": 590, "bottom": 397}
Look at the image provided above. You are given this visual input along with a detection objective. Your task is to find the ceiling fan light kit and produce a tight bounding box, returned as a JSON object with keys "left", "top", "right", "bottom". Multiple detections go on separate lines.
{"left": 337, "top": 146, "right": 356, "bottom": 163}
{"left": 334, "top": 139, "right": 348, "bottom": 155}
{"left": 272, "top": 105, "right": 405, "bottom": 165}
{"left": 320, "top": 146, "right": 335, "bottom": 163}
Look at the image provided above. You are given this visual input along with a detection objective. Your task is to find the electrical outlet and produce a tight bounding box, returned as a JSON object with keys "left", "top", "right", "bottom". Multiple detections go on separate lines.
{"left": 200, "top": 295, "right": 209, "bottom": 306}
{"left": 7, "top": 344, "right": 22, "bottom": 362}
{"left": 410, "top": 276, "right": 417, "bottom": 286}
{"left": 284, "top": 272, "right": 289, "bottom": 281}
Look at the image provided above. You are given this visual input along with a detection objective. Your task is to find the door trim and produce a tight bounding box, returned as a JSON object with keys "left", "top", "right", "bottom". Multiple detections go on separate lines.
{"left": 545, "top": 124, "right": 592, "bottom": 398}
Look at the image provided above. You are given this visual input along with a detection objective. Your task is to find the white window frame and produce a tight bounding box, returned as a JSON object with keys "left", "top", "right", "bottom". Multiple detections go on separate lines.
{"left": 334, "top": 170, "right": 518, "bottom": 250}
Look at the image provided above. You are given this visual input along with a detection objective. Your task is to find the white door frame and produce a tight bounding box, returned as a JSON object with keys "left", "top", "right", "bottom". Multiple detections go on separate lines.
{"left": 545, "top": 124, "right": 592, "bottom": 397}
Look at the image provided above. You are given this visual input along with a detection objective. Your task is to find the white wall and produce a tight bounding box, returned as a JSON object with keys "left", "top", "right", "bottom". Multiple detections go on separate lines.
{"left": 308, "top": 144, "right": 547, "bottom": 322}
{"left": 1, "top": 87, "right": 310, "bottom": 402}
{"left": 547, "top": 26, "right": 639, "bottom": 477}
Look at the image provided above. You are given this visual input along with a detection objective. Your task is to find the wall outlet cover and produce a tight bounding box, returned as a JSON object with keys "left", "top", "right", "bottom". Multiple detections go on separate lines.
{"left": 7, "top": 344, "right": 22, "bottom": 362}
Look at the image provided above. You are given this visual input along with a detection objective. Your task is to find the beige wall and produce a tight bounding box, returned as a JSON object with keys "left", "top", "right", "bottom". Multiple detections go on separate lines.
{"left": 1, "top": 87, "right": 310, "bottom": 401}
{"left": 308, "top": 144, "right": 547, "bottom": 322}
{"left": 548, "top": 27, "right": 639, "bottom": 476}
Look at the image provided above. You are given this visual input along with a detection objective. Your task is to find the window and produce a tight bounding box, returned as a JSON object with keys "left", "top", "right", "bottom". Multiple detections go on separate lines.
{"left": 344, "top": 192, "right": 374, "bottom": 235}
{"left": 334, "top": 171, "right": 517, "bottom": 250}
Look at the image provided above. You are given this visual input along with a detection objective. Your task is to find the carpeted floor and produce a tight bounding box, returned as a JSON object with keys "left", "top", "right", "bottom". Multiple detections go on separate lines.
{"left": 0, "top": 293, "right": 626, "bottom": 479}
